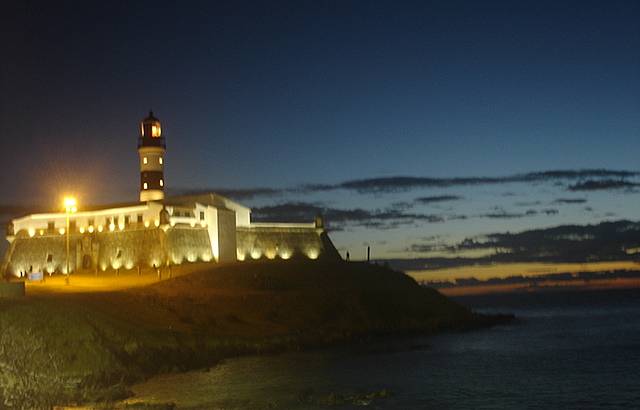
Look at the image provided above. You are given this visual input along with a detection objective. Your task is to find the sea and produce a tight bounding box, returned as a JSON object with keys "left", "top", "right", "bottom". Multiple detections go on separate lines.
{"left": 129, "top": 288, "right": 640, "bottom": 409}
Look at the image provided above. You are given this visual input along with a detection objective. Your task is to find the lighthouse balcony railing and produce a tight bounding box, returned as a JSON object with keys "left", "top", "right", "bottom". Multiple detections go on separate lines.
{"left": 138, "top": 136, "right": 166, "bottom": 148}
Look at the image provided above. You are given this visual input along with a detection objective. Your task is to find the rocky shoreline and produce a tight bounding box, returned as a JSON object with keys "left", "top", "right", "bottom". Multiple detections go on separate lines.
{"left": 0, "top": 261, "right": 514, "bottom": 408}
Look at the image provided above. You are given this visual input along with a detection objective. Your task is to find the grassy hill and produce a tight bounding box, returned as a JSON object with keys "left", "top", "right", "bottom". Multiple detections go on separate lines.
{"left": 0, "top": 261, "right": 511, "bottom": 408}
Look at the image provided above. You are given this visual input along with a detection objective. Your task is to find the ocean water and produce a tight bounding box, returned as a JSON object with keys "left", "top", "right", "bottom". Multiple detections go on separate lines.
{"left": 130, "top": 288, "right": 640, "bottom": 409}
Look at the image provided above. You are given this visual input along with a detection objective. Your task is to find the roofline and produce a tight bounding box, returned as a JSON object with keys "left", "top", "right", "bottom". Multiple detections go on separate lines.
{"left": 11, "top": 204, "right": 152, "bottom": 223}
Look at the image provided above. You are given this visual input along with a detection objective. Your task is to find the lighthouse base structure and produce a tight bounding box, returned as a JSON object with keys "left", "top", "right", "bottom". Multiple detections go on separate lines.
{"left": 2, "top": 193, "right": 339, "bottom": 278}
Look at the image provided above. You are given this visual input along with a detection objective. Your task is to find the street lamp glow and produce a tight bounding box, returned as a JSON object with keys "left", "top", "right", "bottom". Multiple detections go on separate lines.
{"left": 64, "top": 196, "right": 77, "bottom": 213}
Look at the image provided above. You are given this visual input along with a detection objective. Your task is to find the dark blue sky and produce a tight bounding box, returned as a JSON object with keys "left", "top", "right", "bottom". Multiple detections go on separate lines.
{"left": 2, "top": 1, "right": 640, "bottom": 257}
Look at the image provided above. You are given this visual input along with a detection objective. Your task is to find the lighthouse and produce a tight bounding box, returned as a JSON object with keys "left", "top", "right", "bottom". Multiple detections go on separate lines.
{"left": 138, "top": 111, "right": 166, "bottom": 202}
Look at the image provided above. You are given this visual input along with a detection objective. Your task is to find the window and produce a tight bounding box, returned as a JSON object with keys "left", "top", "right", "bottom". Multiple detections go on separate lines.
{"left": 143, "top": 182, "right": 148, "bottom": 189}
{"left": 88, "top": 218, "right": 94, "bottom": 226}
{"left": 200, "top": 211, "right": 205, "bottom": 220}
{"left": 159, "top": 157, "right": 163, "bottom": 165}
{"left": 143, "top": 157, "right": 148, "bottom": 164}
{"left": 159, "top": 179, "right": 164, "bottom": 187}
{"left": 124, "top": 215, "right": 130, "bottom": 225}
{"left": 137, "top": 214, "right": 143, "bottom": 223}
{"left": 46, "top": 254, "right": 53, "bottom": 263}
{"left": 47, "top": 221, "right": 55, "bottom": 231}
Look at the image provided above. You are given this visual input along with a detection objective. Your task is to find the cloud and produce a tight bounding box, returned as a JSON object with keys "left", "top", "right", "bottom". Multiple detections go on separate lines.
{"left": 389, "top": 201, "right": 414, "bottom": 211}
{"left": 514, "top": 201, "right": 542, "bottom": 207}
{"left": 567, "top": 179, "right": 640, "bottom": 192}
{"left": 388, "top": 219, "right": 640, "bottom": 269}
{"left": 455, "top": 220, "right": 640, "bottom": 261}
{"left": 406, "top": 243, "right": 456, "bottom": 253}
{"left": 251, "top": 201, "right": 445, "bottom": 230}
{"left": 173, "top": 169, "right": 639, "bottom": 200}
{"left": 336, "top": 169, "right": 638, "bottom": 193}
{"left": 415, "top": 195, "right": 463, "bottom": 204}
{"left": 170, "top": 187, "right": 284, "bottom": 200}
{"left": 480, "top": 211, "right": 532, "bottom": 219}
{"left": 477, "top": 206, "right": 558, "bottom": 219}
{"left": 404, "top": 234, "right": 457, "bottom": 254}
{"left": 552, "top": 198, "right": 587, "bottom": 204}
{"left": 540, "top": 209, "right": 560, "bottom": 215}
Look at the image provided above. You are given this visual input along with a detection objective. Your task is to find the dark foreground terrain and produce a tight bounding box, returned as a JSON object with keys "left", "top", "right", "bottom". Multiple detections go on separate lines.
{"left": 0, "top": 261, "right": 511, "bottom": 408}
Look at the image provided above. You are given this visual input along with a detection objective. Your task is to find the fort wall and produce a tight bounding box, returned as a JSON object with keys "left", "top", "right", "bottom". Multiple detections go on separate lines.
{"left": 3, "top": 226, "right": 212, "bottom": 277}
{"left": 236, "top": 226, "right": 338, "bottom": 261}
{"left": 3, "top": 224, "right": 340, "bottom": 277}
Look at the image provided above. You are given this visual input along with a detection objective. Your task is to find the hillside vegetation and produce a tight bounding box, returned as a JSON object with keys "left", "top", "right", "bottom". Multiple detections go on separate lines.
{"left": 0, "top": 261, "right": 511, "bottom": 408}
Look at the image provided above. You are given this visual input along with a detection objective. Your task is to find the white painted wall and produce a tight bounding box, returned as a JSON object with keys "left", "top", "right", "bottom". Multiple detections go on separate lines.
{"left": 10, "top": 203, "right": 164, "bottom": 236}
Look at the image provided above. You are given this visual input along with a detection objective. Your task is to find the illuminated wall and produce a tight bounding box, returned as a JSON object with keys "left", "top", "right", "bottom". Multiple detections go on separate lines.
{"left": 10, "top": 203, "right": 162, "bottom": 236}
{"left": 5, "top": 231, "right": 72, "bottom": 275}
{"left": 236, "top": 226, "right": 336, "bottom": 261}
{"left": 3, "top": 226, "right": 213, "bottom": 277}
{"left": 165, "top": 226, "right": 212, "bottom": 264}
{"left": 2, "top": 193, "right": 341, "bottom": 277}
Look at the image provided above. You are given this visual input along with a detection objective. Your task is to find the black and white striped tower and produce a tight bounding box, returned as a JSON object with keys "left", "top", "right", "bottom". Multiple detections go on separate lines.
{"left": 138, "top": 111, "right": 166, "bottom": 202}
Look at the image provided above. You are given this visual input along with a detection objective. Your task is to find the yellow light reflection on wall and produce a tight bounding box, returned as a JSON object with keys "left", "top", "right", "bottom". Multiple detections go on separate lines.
{"left": 237, "top": 250, "right": 246, "bottom": 261}
{"left": 250, "top": 249, "right": 262, "bottom": 259}
{"left": 279, "top": 250, "right": 292, "bottom": 260}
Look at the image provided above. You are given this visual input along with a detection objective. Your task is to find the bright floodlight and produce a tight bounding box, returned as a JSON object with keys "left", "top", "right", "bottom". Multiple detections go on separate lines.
{"left": 64, "top": 196, "right": 77, "bottom": 213}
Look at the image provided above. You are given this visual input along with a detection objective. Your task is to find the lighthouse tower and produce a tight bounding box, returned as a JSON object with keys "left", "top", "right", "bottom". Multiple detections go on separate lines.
{"left": 138, "top": 111, "right": 166, "bottom": 202}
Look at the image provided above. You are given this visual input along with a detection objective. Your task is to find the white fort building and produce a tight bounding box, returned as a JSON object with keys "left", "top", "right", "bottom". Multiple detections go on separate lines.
{"left": 2, "top": 112, "right": 338, "bottom": 277}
